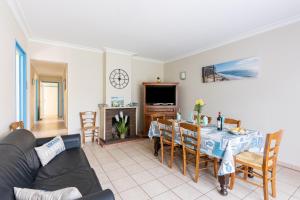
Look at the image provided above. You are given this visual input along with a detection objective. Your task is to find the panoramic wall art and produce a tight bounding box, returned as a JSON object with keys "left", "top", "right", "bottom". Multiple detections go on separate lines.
{"left": 202, "top": 57, "right": 260, "bottom": 83}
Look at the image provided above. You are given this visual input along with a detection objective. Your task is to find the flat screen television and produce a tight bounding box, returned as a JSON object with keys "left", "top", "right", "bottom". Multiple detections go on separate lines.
{"left": 145, "top": 85, "right": 176, "bottom": 105}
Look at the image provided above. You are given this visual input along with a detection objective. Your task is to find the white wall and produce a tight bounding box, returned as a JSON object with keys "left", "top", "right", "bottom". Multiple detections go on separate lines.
{"left": 105, "top": 52, "right": 132, "bottom": 105}
{"left": 0, "top": 1, "right": 27, "bottom": 137}
{"left": 131, "top": 58, "right": 164, "bottom": 133}
{"left": 29, "top": 42, "right": 103, "bottom": 134}
{"left": 164, "top": 22, "right": 300, "bottom": 168}
{"left": 28, "top": 42, "right": 165, "bottom": 135}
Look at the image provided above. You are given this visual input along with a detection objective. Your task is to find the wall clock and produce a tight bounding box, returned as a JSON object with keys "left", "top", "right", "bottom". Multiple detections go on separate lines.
{"left": 109, "top": 69, "right": 129, "bottom": 89}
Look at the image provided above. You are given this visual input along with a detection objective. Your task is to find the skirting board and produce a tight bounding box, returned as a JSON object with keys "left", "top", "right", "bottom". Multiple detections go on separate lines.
{"left": 278, "top": 161, "right": 300, "bottom": 172}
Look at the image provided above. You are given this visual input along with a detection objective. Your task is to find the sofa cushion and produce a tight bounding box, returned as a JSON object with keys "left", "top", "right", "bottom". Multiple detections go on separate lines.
{"left": 14, "top": 187, "right": 82, "bottom": 200}
{"left": 0, "top": 130, "right": 40, "bottom": 200}
{"left": 35, "top": 148, "right": 91, "bottom": 181}
{"left": 33, "top": 168, "right": 102, "bottom": 196}
{"left": 35, "top": 136, "right": 66, "bottom": 166}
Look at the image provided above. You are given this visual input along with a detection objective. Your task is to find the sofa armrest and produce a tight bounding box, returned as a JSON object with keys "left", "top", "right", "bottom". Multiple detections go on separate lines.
{"left": 36, "top": 134, "right": 81, "bottom": 150}
{"left": 79, "top": 189, "right": 114, "bottom": 200}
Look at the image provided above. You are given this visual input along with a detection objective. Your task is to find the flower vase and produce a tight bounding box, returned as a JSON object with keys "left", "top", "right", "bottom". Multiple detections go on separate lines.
{"left": 120, "top": 132, "right": 126, "bottom": 139}
{"left": 196, "top": 113, "right": 201, "bottom": 125}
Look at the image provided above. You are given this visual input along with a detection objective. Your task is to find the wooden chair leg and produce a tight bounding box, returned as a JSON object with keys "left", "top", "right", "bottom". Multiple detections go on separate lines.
{"left": 169, "top": 144, "right": 174, "bottom": 168}
{"left": 82, "top": 131, "right": 86, "bottom": 144}
{"left": 271, "top": 169, "right": 277, "bottom": 198}
{"left": 229, "top": 156, "right": 235, "bottom": 190}
{"left": 205, "top": 160, "right": 208, "bottom": 168}
{"left": 182, "top": 147, "right": 187, "bottom": 176}
{"left": 229, "top": 172, "right": 235, "bottom": 190}
{"left": 92, "top": 131, "right": 95, "bottom": 143}
{"left": 213, "top": 158, "right": 218, "bottom": 178}
{"left": 195, "top": 153, "right": 200, "bottom": 182}
{"left": 160, "top": 138, "right": 164, "bottom": 164}
{"left": 263, "top": 173, "right": 269, "bottom": 200}
{"left": 244, "top": 166, "right": 248, "bottom": 180}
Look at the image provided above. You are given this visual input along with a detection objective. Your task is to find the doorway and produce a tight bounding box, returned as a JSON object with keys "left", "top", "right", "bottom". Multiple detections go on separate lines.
{"left": 40, "top": 82, "right": 59, "bottom": 119}
{"left": 30, "top": 60, "right": 68, "bottom": 138}
{"left": 16, "top": 42, "right": 27, "bottom": 127}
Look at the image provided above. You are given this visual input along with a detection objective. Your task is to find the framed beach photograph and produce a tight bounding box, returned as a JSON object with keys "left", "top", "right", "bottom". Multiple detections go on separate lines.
{"left": 111, "top": 96, "right": 124, "bottom": 107}
{"left": 202, "top": 57, "right": 260, "bottom": 83}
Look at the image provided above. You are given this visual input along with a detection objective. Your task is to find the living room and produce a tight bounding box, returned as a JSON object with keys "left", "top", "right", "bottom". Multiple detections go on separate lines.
{"left": 1, "top": 0, "right": 300, "bottom": 200}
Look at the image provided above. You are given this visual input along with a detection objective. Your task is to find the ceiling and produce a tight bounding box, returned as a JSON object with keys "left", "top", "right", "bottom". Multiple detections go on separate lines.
{"left": 10, "top": 0, "right": 300, "bottom": 62}
{"left": 31, "top": 60, "right": 66, "bottom": 77}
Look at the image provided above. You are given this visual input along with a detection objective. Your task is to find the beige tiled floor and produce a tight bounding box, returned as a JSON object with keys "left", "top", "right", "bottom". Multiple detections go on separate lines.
{"left": 83, "top": 139, "right": 300, "bottom": 200}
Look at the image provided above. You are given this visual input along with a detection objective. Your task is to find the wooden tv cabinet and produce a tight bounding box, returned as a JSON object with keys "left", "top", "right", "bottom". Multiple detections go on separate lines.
{"left": 142, "top": 82, "right": 179, "bottom": 136}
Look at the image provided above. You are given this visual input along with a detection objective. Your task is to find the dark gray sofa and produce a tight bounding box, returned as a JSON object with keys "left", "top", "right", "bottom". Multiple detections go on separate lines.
{"left": 0, "top": 129, "right": 114, "bottom": 200}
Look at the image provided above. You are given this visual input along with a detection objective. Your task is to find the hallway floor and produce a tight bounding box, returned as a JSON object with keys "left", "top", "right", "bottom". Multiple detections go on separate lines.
{"left": 32, "top": 117, "right": 68, "bottom": 138}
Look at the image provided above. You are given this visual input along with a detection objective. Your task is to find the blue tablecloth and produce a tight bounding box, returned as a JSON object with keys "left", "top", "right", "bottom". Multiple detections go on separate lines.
{"left": 148, "top": 121, "right": 264, "bottom": 175}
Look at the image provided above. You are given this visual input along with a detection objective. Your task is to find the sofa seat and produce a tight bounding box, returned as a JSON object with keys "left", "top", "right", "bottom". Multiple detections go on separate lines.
{"left": 35, "top": 148, "right": 91, "bottom": 181}
{"left": 33, "top": 168, "right": 101, "bottom": 195}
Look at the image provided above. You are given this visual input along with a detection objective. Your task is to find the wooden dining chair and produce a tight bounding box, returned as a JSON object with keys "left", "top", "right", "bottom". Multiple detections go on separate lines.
{"left": 151, "top": 113, "right": 166, "bottom": 121}
{"left": 80, "top": 111, "right": 99, "bottom": 144}
{"left": 230, "top": 130, "right": 283, "bottom": 200}
{"left": 157, "top": 119, "right": 179, "bottom": 168}
{"left": 194, "top": 115, "right": 212, "bottom": 124}
{"left": 224, "top": 118, "right": 241, "bottom": 128}
{"left": 9, "top": 121, "right": 24, "bottom": 131}
{"left": 179, "top": 122, "right": 218, "bottom": 182}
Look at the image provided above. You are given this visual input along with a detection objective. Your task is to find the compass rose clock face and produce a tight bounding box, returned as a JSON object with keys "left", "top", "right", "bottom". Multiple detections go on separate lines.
{"left": 109, "top": 69, "right": 129, "bottom": 89}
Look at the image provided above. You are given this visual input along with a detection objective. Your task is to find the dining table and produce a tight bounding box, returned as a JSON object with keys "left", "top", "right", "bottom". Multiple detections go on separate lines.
{"left": 148, "top": 120, "right": 264, "bottom": 196}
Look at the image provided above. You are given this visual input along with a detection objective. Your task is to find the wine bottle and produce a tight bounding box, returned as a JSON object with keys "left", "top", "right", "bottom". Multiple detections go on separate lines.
{"left": 217, "top": 112, "right": 222, "bottom": 131}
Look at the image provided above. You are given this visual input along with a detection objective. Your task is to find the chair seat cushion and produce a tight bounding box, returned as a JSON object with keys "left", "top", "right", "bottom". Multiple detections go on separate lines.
{"left": 236, "top": 152, "right": 272, "bottom": 169}
{"left": 35, "top": 148, "right": 90, "bottom": 181}
{"left": 33, "top": 168, "right": 101, "bottom": 196}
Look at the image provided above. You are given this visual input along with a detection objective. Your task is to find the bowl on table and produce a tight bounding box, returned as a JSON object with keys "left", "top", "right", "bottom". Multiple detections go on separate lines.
{"left": 229, "top": 127, "right": 247, "bottom": 135}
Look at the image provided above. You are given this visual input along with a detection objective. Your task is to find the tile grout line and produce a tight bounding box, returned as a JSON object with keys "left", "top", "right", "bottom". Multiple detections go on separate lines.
{"left": 86, "top": 140, "right": 288, "bottom": 200}
{"left": 120, "top": 142, "right": 155, "bottom": 200}
{"left": 288, "top": 185, "right": 300, "bottom": 200}
{"left": 116, "top": 140, "right": 184, "bottom": 199}
{"left": 90, "top": 141, "right": 192, "bottom": 199}
{"left": 107, "top": 142, "right": 152, "bottom": 199}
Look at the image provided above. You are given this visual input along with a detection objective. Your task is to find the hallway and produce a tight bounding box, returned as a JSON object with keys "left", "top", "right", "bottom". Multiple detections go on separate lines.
{"left": 32, "top": 117, "right": 67, "bottom": 138}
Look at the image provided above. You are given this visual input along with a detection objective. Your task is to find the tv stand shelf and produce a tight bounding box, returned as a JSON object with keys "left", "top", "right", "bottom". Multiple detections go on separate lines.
{"left": 142, "top": 82, "right": 179, "bottom": 136}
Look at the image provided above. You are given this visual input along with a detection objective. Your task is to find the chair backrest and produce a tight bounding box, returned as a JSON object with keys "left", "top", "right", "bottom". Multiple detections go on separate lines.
{"left": 9, "top": 121, "right": 24, "bottom": 132}
{"left": 151, "top": 113, "right": 166, "bottom": 121}
{"left": 224, "top": 118, "right": 241, "bottom": 128}
{"left": 157, "top": 119, "right": 175, "bottom": 142}
{"left": 179, "top": 123, "right": 200, "bottom": 154}
{"left": 263, "top": 130, "right": 283, "bottom": 170}
{"left": 193, "top": 115, "right": 212, "bottom": 124}
{"left": 80, "top": 111, "right": 97, "bottom": 130}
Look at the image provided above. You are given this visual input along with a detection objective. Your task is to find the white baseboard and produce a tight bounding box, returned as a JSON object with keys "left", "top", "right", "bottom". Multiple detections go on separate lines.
{"left": 278, "top": 161, "right": 300, "bottom": 172}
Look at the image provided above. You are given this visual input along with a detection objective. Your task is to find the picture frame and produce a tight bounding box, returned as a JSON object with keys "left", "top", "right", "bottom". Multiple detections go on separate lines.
{"left": 202, "top": 57, "right": 260, "bottom": 83}
{"left": 111, "top": 96, "right": 124, "bottom": 107}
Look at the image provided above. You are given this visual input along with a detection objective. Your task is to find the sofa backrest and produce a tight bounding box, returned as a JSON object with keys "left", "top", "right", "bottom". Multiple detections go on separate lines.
{"left": 0, "top": 129, "right": 40, "bottom": 199}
